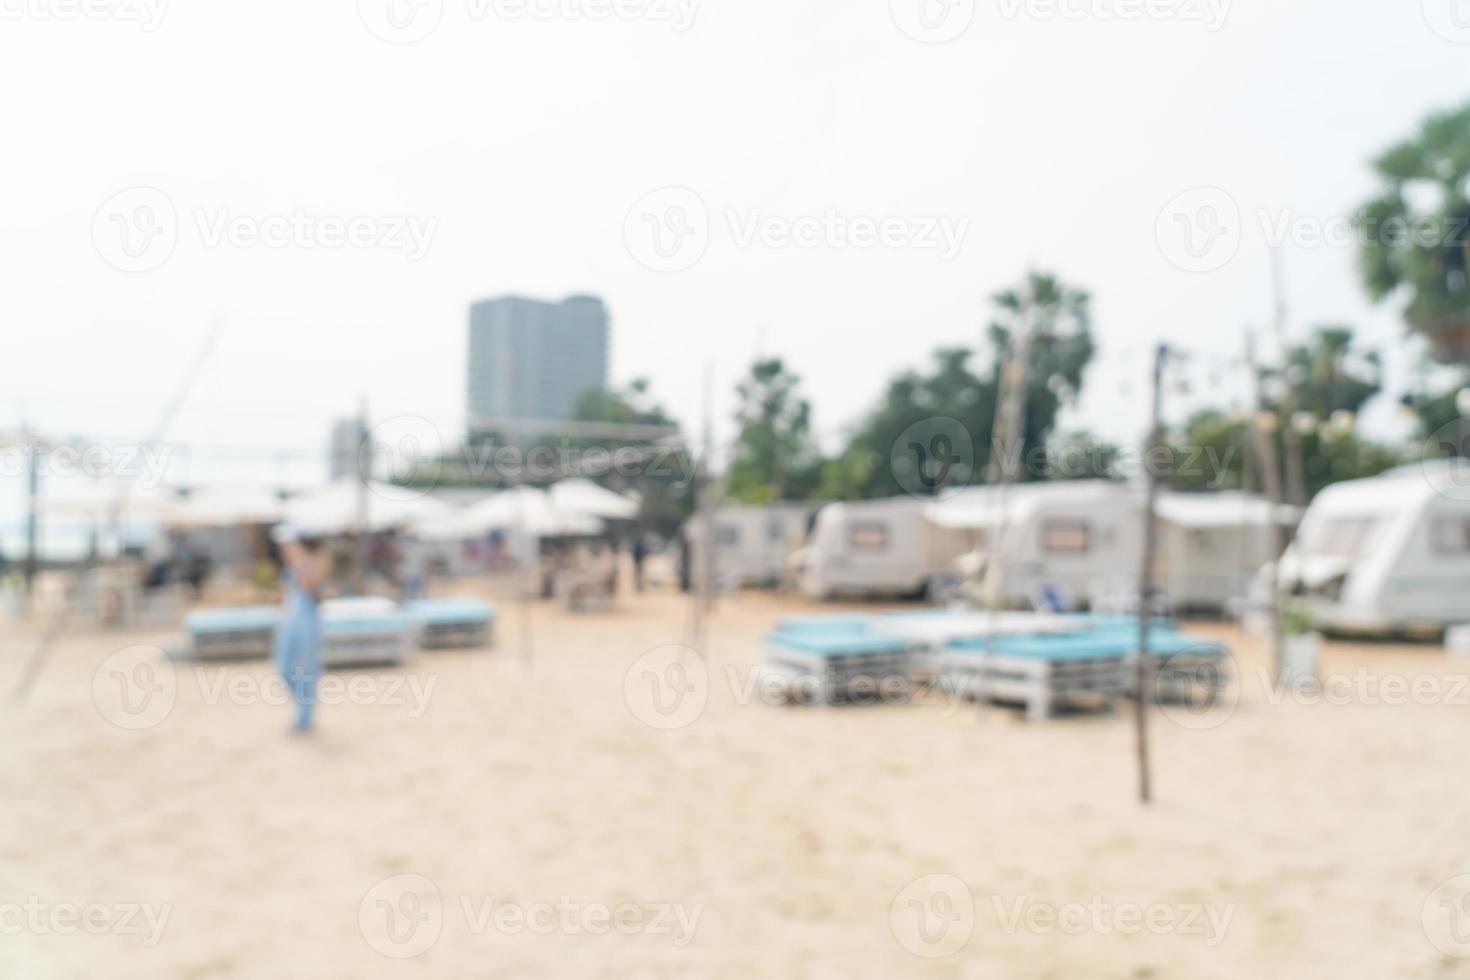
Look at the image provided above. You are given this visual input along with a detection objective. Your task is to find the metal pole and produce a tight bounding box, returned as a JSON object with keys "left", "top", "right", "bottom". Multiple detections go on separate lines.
{"left": 1270, "top": 250, "right": 1307, "bottom": 508}
{"left": 1134, "top": 343, "right": 1168, "bottom": 805}
{"left": 1245, "top": 332, "right": 1286, "bottom": 686}
{"left": 354, "top": 398, "right": 370, "bottom": 596}
{"left": 692, "top": 363, "right": 715, "bottom": 658}
{"left": 24, "top": 436, "right": 40, "bottom": 608}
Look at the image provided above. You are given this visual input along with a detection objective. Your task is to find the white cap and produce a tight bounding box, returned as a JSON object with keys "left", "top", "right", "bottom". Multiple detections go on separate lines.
{"left": 270, "top": 522, "right": 305, "bottom": 545}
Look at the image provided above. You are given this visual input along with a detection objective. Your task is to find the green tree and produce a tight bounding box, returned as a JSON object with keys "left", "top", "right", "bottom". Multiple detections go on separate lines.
{"left": 823, "top": 272, "right": 1095, "bottom": 499}
{"left": 1047, "top": 430, "right": 1121, "bottom": 481}
{"left": 986, "top": 273, "right": 1094, "bottom": 482}
{"left": 1165, "top": 327, "right": 1399, "bottom": 498}
{"left": 726, "top": 358, "right": 823, "bottom": 503}
{"left": 1358, "top": 101, "right": 1470, "bottom": 364}
{"left": 1279, "top": 326, "right": 1383, "bottom": 421}
{"left": 572, "top": 379, "right": 693, "bottom": 536}
{"left": 1165, "top": 410, "right": 1250, "bottom": 492}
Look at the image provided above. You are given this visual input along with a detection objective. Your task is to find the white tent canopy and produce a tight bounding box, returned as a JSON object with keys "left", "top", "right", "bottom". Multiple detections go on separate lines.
{"left": 166, "top": 483, "right": 286, "bottom": 528}
{"left": 548, "top": 479, "right": 638, "bottom": 520}
{"left": 45, "top": 479, "right": 182, "bottom": 522}
{"left": 284, "top": 479, "right": 455, "bottom": 536}
{"left": 415, "top": 486, "right": 604, "bottom": 541}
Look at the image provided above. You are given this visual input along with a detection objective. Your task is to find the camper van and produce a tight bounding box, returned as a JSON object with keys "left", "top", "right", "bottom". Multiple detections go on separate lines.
{"left": 1155, "top": 493, "right": 1296, "bottom": 613}
{"left": 927, "top": 480, "right": 1142, "bottom": 609}
{"left": 800, "top": 497, "right": 969, "bottom": 600}
{"left": 685, "top": 504, "right": 813, "bottom": 589}
{"left": 1279, "top": 463, "right": 1470, "bottom": 633}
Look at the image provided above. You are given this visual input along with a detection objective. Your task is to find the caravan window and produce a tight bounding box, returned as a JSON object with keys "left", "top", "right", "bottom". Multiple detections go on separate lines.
{"left": 1432, "top": 518, "right": 1470, "bottom": 554}
{"left": 848, "top": 522, "right": 889, "bottom": 551}
{"left": 1298, "top": 517, "right": 1387, "bottom": 558}
{"left": 766, "top": 518, "right": 786, "bottom": 543}
{"left": 1040, "top": 519, "right": 1091, "bottom": 554}
{"left": 716, "top": 525, "right": 740, "bottom": 546}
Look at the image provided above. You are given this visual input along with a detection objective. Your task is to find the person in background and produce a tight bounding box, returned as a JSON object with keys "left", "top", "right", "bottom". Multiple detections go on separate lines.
{"left": 396, "top": 529, "right": 427, "bottom": 601}
{"left": 631, "top": 533, "right": 648, "bottom": 593}
{"left": 270, "top": 524, "right": 329, "bottom": 734}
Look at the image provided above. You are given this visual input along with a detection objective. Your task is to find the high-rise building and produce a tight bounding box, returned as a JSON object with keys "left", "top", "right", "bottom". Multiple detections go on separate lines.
{"left": 466, "top": 294, "right": 609, "bottom": 423}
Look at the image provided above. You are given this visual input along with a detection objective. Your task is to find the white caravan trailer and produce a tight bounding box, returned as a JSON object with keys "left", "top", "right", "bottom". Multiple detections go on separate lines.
{"left": 800, "top": 497, "right": 970, "bottom": 600}
{"left": 1278, "top": 463, "right": 1470, "bottom": 633}
{"left": 1155, "top": 493, "right": 1296, "bottom": 613}
{"left": 926, "top": 480, "right": 1142, "bottom": 610}
{"left": 684, "top": 504, "right": 814, "bottom": 588}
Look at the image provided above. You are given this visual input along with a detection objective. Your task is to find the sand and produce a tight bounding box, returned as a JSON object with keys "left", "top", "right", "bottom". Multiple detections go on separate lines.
{"left": 3, "top": 588, "right": 1470, "bottom": 978}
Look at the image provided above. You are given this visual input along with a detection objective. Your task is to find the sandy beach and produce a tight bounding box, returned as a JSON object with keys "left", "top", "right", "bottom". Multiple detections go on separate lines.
{"left": 3, "top": 588, "right": 1469, "bottom": 978}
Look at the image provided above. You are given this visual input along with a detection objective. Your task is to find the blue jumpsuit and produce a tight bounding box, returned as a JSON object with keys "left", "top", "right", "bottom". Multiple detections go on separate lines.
{"left": 272, "top": 577, "right": 322, "bottom": 731}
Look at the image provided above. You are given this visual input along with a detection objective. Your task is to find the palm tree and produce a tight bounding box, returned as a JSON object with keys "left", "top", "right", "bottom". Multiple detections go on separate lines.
{"left": 1358, "top": 102, "right": 1470, "bottom": 364}
{"left": 986, "top": 272, "right": 1093, "bottom": 483}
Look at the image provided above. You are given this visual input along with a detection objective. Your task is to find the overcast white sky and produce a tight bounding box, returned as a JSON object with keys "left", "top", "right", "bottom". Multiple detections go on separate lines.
{"left": 3, "top": 0, "right": 1469, "bottom": 498}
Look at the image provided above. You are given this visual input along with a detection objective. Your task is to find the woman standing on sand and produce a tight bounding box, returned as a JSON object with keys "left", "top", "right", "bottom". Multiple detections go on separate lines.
{"left": 271, "top": 524, "right": 330, "bottom": 733}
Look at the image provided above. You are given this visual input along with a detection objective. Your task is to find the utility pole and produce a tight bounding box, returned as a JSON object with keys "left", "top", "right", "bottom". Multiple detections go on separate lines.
{"left": 981, "top": 296, "right": 1038, "bottom": 611}
{"left": 1246, "top": 331, "right": 1286, "bottom": 685}
{"left": 691, "top": 362, "right": 715, "bottom": 658}
{"left": 354, "top": 397, "right": 371, "bottom": 596}
{"left": 1271, "top": 250, "right": 1307, "bottom": 507}
{"left": 1134, "top": 343, "right": 1169, "bottom": 805}
{"left": 23, "top": 428, "right": 41, "bottom": 608}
